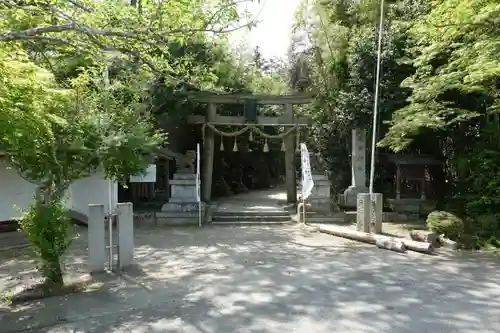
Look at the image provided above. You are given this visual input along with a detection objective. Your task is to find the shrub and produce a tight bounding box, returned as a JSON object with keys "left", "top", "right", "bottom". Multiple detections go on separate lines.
{"left": 19, "top": 200, "right": 75, "bottom": 286}
{"left": 426, "top": 211, "right": 465, "bottom": 241}
{"left": 474, "top": 214, "right": 500, "bottom": 239}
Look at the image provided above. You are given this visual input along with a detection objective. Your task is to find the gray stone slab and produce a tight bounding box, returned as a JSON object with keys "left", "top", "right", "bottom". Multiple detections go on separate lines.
{"left": 87, "top": 204, "right": 106, "bottom": 273}
{"left": 370, "top": 193, "right": 383, "bottom": 234}
{"left": 356, "top": 193, "right": 370, "bottom": 233}
{"left": 117, "top": 203, "right": 134, "bottom": 268}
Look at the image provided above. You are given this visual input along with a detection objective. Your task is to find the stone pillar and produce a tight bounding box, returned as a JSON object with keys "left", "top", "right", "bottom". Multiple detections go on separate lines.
{"left": 370, "top": 193, "right": 383, "bottom": 234}
{"left": 117, "top": 202, "right": 134, "bottom": 268}
{"left": 284, "top": 103, "right": 297, "bottom": 204}
{"left": 356, "top": 193, "right": 370, "bottom": 232}
{"left": 202, "top": 103, "right": 216, "bottom": 202}
{"left": 88, "top": 204, "right": 106, "bottom": 273}
{"left": 343, "top": 128, "right": 368, "bottom": 207}
{"left": 306, "top": 173, "right": 332, "bottom": 213}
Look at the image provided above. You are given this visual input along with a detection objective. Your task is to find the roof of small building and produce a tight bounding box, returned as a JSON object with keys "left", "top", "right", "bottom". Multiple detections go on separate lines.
{"left": 157, "top": 147, "right": 181, "bottom": 160}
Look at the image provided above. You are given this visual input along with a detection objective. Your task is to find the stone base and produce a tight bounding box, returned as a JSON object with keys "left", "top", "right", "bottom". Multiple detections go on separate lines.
{"left": 305, "top": 198, "right": 338, "bottom": 215}
{"left": 159, "top": 201, "right": 206, "bottom": 226}
{"left": 161, "top": 202, "right": 202, "bottom": 212}
{"left": 156, "top": 211, "right": 203, "bottom": 226}
{"left": 342, "top": 185, "right": 368, "bottom": 207}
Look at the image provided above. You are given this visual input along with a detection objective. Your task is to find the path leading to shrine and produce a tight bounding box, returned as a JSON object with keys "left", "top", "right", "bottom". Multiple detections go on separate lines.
{"left": 2, "top": 203, "right": 500, "bottom": 332}
{"left": 209, "top": 188, "right": 295, "bottom": 225}
{"left": 212, "top": 187, "right": 291, "bottom": 213}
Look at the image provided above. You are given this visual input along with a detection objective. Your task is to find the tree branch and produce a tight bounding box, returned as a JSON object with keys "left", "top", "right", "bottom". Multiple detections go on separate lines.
{"left": 0, "top": 19, "right": 256, "bottom": 43}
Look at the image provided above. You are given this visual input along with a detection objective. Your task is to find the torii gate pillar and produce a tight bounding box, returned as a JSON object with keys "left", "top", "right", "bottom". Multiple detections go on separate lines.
{"left": 201, "top": 103, "right": 216, "bottom": 202}
{"left": 284, "top": 103, "right": 297, "bottom": 204}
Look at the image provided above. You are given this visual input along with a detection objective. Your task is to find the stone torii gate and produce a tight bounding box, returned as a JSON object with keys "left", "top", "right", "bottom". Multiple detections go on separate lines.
{"left": 187, "top": 93, "right": 312, "bottom": 204}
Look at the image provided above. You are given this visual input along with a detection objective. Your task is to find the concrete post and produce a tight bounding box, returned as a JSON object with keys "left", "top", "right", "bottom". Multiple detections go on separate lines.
{"left": 117, "top": 202, "right": 134, "bottom": 268}
{"left": 88, "top": 204, "right": 106, "bottom": 273}
{"left": 371, "top": 193, "right": 383, "bottom": 234}
{"left": 356, "top": 193, "right": 370, "bottom": 233}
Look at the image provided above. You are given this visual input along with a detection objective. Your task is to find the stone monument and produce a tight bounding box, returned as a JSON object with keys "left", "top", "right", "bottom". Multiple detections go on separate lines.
{"left": 342, "top": 128, "right": 368, "bottom": 207}
{"left": 307, "top": 153, "right": 333, "bottom": 213}
{"left": 338, "top": 129, "right": 382, "bottom": 233}
{"left": 159, "top": 150, "right": 205, "bottom": 225}
{"left": 300, "top": 152, "right": 345, "bottom": 223}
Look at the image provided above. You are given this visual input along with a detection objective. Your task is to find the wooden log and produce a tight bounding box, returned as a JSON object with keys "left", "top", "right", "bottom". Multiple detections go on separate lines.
{"left": 438, "top": 234, "right": 459, "bottom": 250}
{"left": 374, "top": 235, "right": 406, "bottom": 253}
{"left": 319, "top": 225, "right": 435, "bottom": 255}
{"left": 401, "top": 239, "right": 434, "bottom": 254}
{"left": 318, "top": 225, "right": 376, "bottom": 244}
{"left": 410, "top": 230, "right": 438, "bottom": 245}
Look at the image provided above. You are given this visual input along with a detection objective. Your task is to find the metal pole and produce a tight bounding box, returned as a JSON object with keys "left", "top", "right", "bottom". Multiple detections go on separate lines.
{"left": 369, "top": 0, "right": 385, "bottom": 194}
{"left": 197, "top": 143, "right": 202, "bottom": 228}
{"left": 103, "top": 65, "right": 115, "bottom": 271}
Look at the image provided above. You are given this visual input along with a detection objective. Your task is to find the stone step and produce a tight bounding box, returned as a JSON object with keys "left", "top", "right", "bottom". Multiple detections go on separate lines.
{"left": 211, "top": 215, "right": 291, "bottom": 222}
{"left": 156, "top": 211, "right": 201, "bottom": 218}
{"left": 213, "top": 210, "right": 289, "bottom": 217}
{"left": 304, "top": 216, "right": 348, "bottom": 223}
{"left": 210, "top": 220, "right": 294, "bottom": 226}
{"left": 156, "top": 217, "right": 200, "bottom": 226}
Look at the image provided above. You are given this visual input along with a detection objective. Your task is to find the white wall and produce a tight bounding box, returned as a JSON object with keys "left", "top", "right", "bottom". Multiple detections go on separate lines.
{"left": 0, "top": 161, "right": 117, "bottom": 222}
{"left": 0, "top": 161, "right": 37, "bottom": 222}
{"left": 69, "top": 171, "right": 118, "bottom": 216}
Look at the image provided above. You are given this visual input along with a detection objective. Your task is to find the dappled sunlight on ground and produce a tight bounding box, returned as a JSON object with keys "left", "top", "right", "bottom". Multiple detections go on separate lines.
{"left": 2, "top": 224, "right": 500, "bottom": 332}
{"left": 212, "top": 188, "right": 290, "bottom": 212}
{"left": 0, "top": 226, "right": 90, "bottom": 296}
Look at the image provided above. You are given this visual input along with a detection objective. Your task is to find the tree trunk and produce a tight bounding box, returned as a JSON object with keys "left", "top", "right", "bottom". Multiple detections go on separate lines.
{"left": 42, "top": 255, "right": 64, "bottom": 286}
{"left": 33, "top": 184, "right": 68, "bottom": 287}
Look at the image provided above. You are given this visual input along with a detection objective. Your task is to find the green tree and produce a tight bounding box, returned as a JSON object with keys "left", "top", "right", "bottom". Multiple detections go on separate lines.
{"left": 0, "top": 0, "right": 280, "bottom": 285}
{"left": 0, "top": 0, "right": 257, "bottom": 86}
{"left": 380, "top": 0, "right": 500, "bottom": 150}
{"left": 290, "top": 0, "right": 424, "bottom": 194}
{"left": 0, "top": 47, "right": 164, "bottom": 286}
{"left": 379, "top": 0, "right": 500, "bottom": 241}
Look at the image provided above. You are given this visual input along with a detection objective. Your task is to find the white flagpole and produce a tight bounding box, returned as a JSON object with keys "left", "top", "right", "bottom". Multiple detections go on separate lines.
{"left": 369, "top": 0, "right": 385, "bottom": 194}
{"left": 197, "top": 143, "right": 202, "bottom": 227}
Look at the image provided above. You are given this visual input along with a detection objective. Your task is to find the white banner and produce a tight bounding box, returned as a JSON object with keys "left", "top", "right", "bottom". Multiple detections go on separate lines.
{"left": 300, "top": 143, "right": 314, "bottom": 200}
{"left": 129, "top": 164, "right": 157, "bottom": 183}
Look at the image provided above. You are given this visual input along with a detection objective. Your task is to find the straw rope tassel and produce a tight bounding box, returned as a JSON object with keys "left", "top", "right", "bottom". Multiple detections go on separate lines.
{"left": 263, "top": 138, "right": 269, "bottom": 152}
{"left": 249, "top": 130, "right": 253, "bottom": 142}
{"left": 233, "top": 137, "right": 238, "bottom": 152}
{"left": 281, "top": 138, "right": 286, "bottom": 152}
{"left": 219, "top": 138, "right": 224, "bottom": 151}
